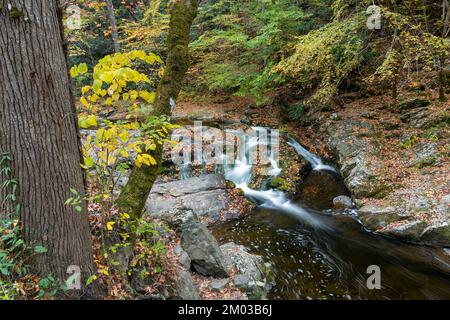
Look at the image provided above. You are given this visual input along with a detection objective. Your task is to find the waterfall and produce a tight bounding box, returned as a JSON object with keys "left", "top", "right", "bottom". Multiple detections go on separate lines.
{"left": 287, "top": 137, "right": 337, "bottom": 173}
{"left": 223, "top": 129, "right": 327, "bottom": 228}
{"left": 179, "top": 163, "right": 192, "bottom": 180}
{"left": 175, "top": 125, "right": 332, "bottom": 228}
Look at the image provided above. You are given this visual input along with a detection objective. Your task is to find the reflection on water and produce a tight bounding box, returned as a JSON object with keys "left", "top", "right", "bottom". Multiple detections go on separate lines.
{"left": 212, "top": 169, "right": 450, "bottom": 300}
{"left": 212, "top": 206, "right": 450, "bottom": 300}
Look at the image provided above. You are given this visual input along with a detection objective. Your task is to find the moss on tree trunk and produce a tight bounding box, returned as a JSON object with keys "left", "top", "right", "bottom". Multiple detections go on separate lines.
{"left": 117, "top": 0, "right": 199, "bottom": 218}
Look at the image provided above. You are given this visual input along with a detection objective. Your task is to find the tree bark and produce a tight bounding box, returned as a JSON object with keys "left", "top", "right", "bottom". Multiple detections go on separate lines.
{"left": 106, "top": 0, "right": 120, "bottom": 53}
{"left": 0, "top": 0, "right": 98, "bottom": 298}
{"left": 117, "top": 0, "right": 199, "bottom": 218}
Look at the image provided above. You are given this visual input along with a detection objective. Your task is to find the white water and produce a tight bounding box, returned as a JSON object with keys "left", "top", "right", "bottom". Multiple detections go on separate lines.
{"left": 223, "top": 129, "right": 327, "bottom": 228}
{"left": 287, "top": 137, "right": 337, "bottom": 173}
{"left": 176, "top": 126, "right": 332, "bottom": 228}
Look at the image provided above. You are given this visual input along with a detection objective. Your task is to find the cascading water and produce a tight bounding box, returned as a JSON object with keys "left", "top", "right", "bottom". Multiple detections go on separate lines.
{"left": 173, "top": 123, "right": 450, "bottom": 299}
{"left": 223, "top": 128, "right": 327, "bottom": 229}
{"left": 179, "top": 163, "right": 192, "bottom": 180}
{"left": 287, "top": 137, "right": 337, "bottom": 173}
{"left": 174, "top": 125, "right": 332, "bottom": 228}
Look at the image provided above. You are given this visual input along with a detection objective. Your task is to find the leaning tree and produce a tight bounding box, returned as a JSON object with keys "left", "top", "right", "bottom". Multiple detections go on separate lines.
{"left": 118, "top": 0, "right": 200, "bottom": 218}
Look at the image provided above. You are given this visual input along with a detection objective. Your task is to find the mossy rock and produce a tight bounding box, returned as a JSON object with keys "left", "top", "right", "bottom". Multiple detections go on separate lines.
{"left": 269, "top": 177, "right": 292, "bottom": 192}
{"left": 399, "top": 98, "right": 430, "bottom": 112}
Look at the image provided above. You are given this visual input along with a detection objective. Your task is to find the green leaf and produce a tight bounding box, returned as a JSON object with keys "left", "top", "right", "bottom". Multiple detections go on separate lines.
{"left": 34, "top": 245, "right": 48, "bottom": 254}
{"left": 78, "top": 63, "right": 88, "bottom": 75}
{"left": 86, "top": 274, "right": 97, "bottom": 285}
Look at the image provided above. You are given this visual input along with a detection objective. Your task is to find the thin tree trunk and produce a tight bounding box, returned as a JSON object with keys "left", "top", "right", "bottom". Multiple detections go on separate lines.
{"left": 392, "top": 75, "right": 398, "bottom": 101}
{"left": 106, "top": 0, "right": 120, "bottom": 53}
{"left": 118, "top": 0, "right": 199, "bottom": 218}
{"left": 438, "top": 56, "right": 446, "bottom": 101}
{"left": 0, "top": 0, "right": 98, "bottom": 298}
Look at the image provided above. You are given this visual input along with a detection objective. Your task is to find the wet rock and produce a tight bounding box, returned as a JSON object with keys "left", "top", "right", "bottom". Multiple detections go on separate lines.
{"left": 358, "top": 205, "right": 409, "bottom": 230}
{"left": 220, "top": 242, "right": 274, "bottom": 300}
{"left": 333, "top": 195, "right": 353, "bottom": 210}
{"left": 150, "top": 174, "right": 226, "bottom": 197}
{"left": 145, "top": 175, "right": 238, "bottom": 224}
{"left": 420, "top": 224, "right": 450, "bottom": 247}
{"left": 210, "top": 278, "right": 229, "bottom": 292}
{"left": 175, "top": 268, "right": 201, "bottom": 300}
{"left": 327, "top": 116, "right": 448, "bottom": 247}
{"left": 181, "top": 218, "right": 229, "bottom": 278}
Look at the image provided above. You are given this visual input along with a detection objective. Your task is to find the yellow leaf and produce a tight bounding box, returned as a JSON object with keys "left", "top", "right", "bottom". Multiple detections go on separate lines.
{"left": 84, "top": 156, "right": 94, "bottom": 167}
{"left": 80, "top": 97, "right": 90, "bottom": 108}
{"left": 139, "top": 90, "right": 156, "bottom": 103}
{"left": 70, "top": 66, "right": 78, "bottom": 78}
{"left": 106, "top": 221, "right": 115, "bottom": 231}
{"left": 99, "top": 269, "right": 109, "bottom": 276}
{"left": 100, "top": 72, "right": 114, "bottom": 84}
{"left": 81, "top": 86, "right": 91, "bottom": 95}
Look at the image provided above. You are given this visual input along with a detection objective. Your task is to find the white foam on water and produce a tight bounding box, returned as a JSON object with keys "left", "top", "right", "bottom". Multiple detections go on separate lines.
{"left": 287, "top": 137, "right": 337, "bottom": 173}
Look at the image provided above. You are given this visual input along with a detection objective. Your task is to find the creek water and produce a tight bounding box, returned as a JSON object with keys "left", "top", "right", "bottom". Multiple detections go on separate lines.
{"left": 211, "top": 179, "right": 450, "bottom": 299}
{"left": 176, "top": 124, "right": 450, "bottom": 299}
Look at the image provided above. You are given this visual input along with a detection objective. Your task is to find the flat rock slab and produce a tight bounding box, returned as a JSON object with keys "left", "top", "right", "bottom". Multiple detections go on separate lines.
{"left": 145, "top": 175, "right": 235, "bottom": 223}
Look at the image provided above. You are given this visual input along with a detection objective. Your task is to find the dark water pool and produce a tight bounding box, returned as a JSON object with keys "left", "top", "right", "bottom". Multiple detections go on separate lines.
{"left": 211, "top": 171, "right": 450, "bottom": 300}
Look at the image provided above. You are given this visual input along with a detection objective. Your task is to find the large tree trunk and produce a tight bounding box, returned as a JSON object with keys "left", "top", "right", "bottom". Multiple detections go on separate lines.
{"left": 118, "top": 0, "right": 199, "bottom": 218}
{"left": 106, "top": 0, "right": 120, "bottom": 53}
{"left": 0, "top": 0, "right": 98, "bottom": 298}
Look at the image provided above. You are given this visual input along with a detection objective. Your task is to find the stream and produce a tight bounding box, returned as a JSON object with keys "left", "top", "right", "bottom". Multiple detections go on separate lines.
{"left": 177, "top": 124, "right": 450, "bottom": 299}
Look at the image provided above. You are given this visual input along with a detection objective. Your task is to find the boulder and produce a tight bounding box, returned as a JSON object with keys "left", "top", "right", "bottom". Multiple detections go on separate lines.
{"left": 220, "top": 242, "right": 274, "bottom": 300}
{"left": 175, "top": 268, "right": 201, "bottom": 300}
{"left": 179, "top": 251, "right": 191, "bottom": 269}
{"left": 358, "top": 205, "right": 409, "bottom": 230}
{"left": 398, "top": 98, "right": 430, "bottom": 112}
{"left": 181, "top": 217, "right": 229, "bottom": 278}
{"left": 145, "top": 175, "right": 238, "bottom": 224}
{"left": 159, "top": 208, "right": 197, "bottom": 233}
{"left": 420, "top": 224, "right": 450, "bottom": 247}
{"left": 383, "top": 220, "right": 428, "bottom": 242}
{"left": 333, "top": 195, "right": 353, "bottom": 210}
{"left": 210, "top": 278, "right": 229, "bottom": 292}
{"left": 410, "top": 142, "right": 439, "bottom": 168}
{"left": 327, "top": 121, "right": 388, "bottom": 199}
